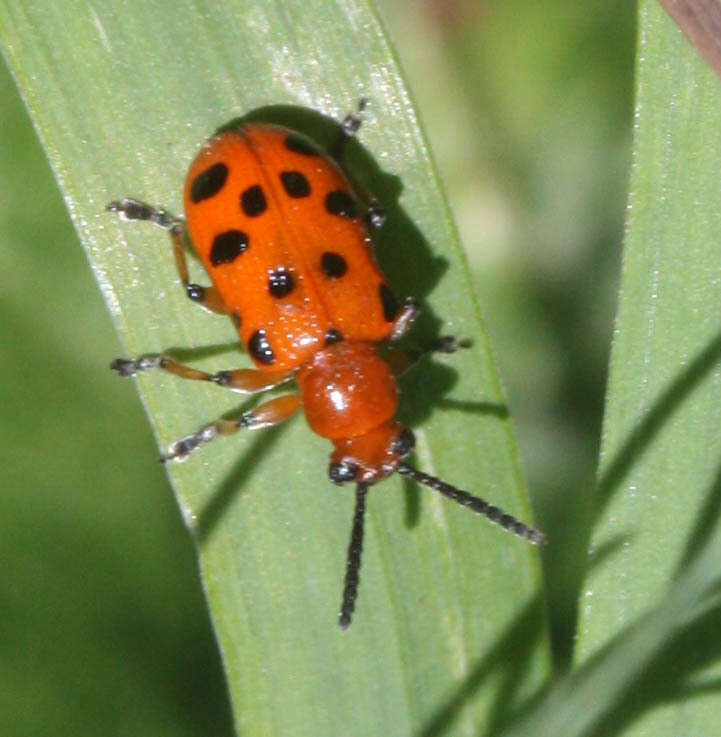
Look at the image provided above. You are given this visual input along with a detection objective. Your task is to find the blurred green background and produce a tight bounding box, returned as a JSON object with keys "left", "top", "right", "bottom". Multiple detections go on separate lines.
{"left": 0, "top": 1, "right": 634, "bottom": 735}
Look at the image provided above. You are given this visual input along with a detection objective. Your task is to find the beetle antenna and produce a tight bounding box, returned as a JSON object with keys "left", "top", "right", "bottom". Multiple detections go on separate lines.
{"left": 338, "top": 483, "right": 369, "bottom": 629}
{"left": 397, "top": 463, "right": 545, "bottom": 545}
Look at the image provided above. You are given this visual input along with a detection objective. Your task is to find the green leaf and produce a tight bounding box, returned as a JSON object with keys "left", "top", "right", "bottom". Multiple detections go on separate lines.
{"left": 0, "top": 56, "right": 233, "bottom": 737}
{"left": 0, "top": 1, "right": 547, "bottom": 735}
{"left": 497, "top": 4, "right": 721, "bottom": 736}
{"left": 579, "top": 0, "right": 721, "bottom": 671}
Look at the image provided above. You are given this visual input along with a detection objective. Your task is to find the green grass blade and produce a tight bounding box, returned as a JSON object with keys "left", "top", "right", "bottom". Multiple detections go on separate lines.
{"left": 0, "top": 1, "right": 547, "bottom": 735}
{"left": 0, "top": 61, "right": 233, "bottom": 737}
{"left": 498, "top": 519, "right": 721, "bottom": 737}
{"left": 573, "top": 2, "right": 721, "bottom": 734}
{"left": 493, "top": 5, "right": 721, "bottom": 736}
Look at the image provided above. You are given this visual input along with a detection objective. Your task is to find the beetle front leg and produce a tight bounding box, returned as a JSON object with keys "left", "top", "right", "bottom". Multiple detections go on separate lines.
{"left": 162, "top": 393, "right": 302, "bottom": 462}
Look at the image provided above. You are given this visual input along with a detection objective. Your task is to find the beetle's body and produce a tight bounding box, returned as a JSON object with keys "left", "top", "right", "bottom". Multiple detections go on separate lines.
{"left": 108, "top": 104, "right": 543, "bottom": 628}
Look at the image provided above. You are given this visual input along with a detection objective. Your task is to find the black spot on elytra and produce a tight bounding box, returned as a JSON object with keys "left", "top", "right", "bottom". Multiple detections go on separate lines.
{"left": 280, "top": 171, "right": 311, "bottom": 198}
{"left": 284, "top": 133, "right": 320, "bottom": 156}
{"left": 321, "top": 251, "right": 347, "bottom": 278}
{"left": 379, "top": 284, "right": 398, "bottom": 322}
{"left": 324, "top": 329, "right": 342, "bottom": 345}
{"left": 248, "top": 329, "right": 275, "bottom": 365}
{"left": 325, "top": 190, "right": 357, "bottom": 218}
{"left": 210, "top": 230, "right": 248, "bottom": 265}
{"left": 190, "top": 162, "right": 228, "bottom": 203}
{"left": 268, "top": 268, "right": 295, "bottom": 298}
{"left": 240, "top": 185, "right": 267, "bottom": 216}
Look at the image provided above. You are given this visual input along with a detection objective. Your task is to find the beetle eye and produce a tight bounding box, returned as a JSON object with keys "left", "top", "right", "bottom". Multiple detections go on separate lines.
{"left": 391, "top": 427, "right": 416, "bottom": 457}
{"left": 329, "top": 461, "right": 359, "bottom": 485}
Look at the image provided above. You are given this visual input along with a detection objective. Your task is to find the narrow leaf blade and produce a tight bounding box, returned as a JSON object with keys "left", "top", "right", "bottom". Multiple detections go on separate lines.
{"left": 0, "top": 1, "right": 548, "bottom": 734}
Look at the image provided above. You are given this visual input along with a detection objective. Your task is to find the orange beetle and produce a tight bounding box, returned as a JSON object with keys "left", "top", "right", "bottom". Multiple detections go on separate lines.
{"left": 108, "top": 102, "right": 543, "bottom": 628}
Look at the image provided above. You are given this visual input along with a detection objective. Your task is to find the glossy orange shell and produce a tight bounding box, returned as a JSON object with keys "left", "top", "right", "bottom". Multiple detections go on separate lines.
{"left": 183, "top": 123, "right": 396, "bottom": 372}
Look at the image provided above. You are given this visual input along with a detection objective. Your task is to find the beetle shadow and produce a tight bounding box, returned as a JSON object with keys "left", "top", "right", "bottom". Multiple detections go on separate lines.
{"left": 164, "top": 341, "right": 242, "bottom": 363}
{"left": 395, "top": 358, "right": 509, "bottom": 528}
{"left": 194, "top": 421, "right": 290, "bottom": 545}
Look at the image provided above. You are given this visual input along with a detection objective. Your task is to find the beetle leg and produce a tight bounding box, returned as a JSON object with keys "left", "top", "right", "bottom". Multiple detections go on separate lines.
{"left": 162, "top": 393, "right": 302, "bottom": 462}
{"left": 107, "top": 198, "right": 227, "bottom": 315}
{"left": 385, "top": 335, "right": 472, "bottom": 376}
{"left": 329, "top": 101, "right": 386, "bottom": 231}
{"left": 332, "top": 97, "right": 367, "bottom": 159}
{"left": 111, "top": 354, "right": 294, "bottom": 393}
{"left": 389, "top": 296, "right": 420, "bottom": 341}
